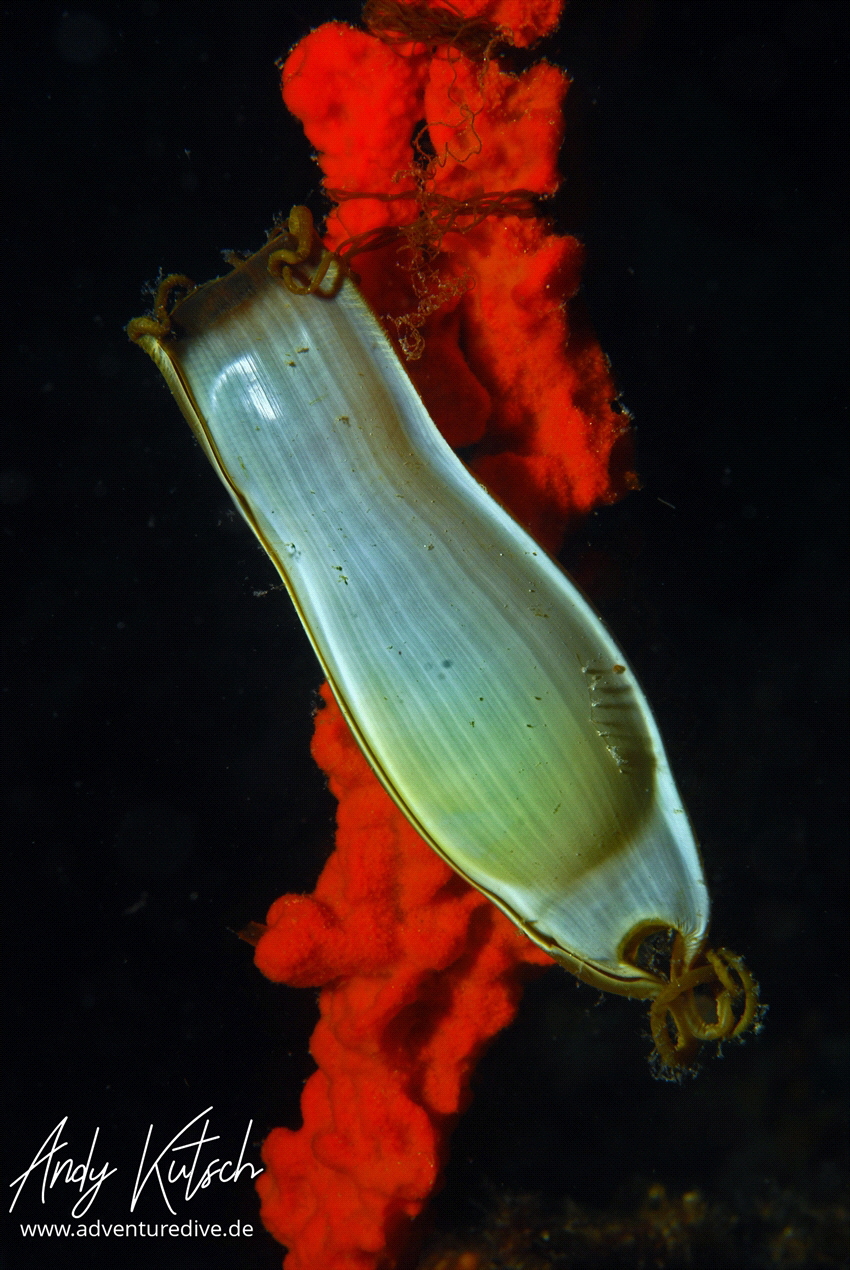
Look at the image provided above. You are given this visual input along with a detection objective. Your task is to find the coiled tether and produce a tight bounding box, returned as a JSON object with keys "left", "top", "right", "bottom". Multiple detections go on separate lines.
{"left": 647, "top": 934, "right": 762, "bottom": 1076}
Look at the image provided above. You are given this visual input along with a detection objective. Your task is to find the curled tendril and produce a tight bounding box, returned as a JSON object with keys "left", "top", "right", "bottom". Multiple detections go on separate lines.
{"left": 267, "top": 208, "right": 346, "bottom": 299}
{"left": 362, "top": 0, "right": 505, "bottom": 59}
{"left": 126, "top": 274, "right": 196, "bottom": 343}
{"left": 648, "top": 934, "right": 763, "bottom": 1076}
{"left": 326, "top": 187, "right": 537, "bottom": 257}
{"left": 320, "top": 186, "right": 537, "bottom": 358}
{"left": 266, "top": 193, "right": 531, "bottom": 345}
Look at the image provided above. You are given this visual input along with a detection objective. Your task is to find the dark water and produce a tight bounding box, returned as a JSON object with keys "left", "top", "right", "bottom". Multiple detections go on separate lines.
{"left": 2, "top": 2, "right": 847, "bottom": 1267}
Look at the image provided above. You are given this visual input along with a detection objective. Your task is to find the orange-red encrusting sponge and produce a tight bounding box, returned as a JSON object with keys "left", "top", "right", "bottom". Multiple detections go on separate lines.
{"left": 255, "top": 2, "right": 633, "bottom": 1265}
{"left": 256, "top": 684, "right": 553, "bottom": 1270}
{"left": 281, "top": 12, "right": 633, "bottom": 552}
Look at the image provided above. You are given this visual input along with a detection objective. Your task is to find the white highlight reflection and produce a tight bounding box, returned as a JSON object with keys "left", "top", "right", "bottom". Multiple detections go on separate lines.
{"left": 212, "top": 354, "right": 278, "bottom": 423}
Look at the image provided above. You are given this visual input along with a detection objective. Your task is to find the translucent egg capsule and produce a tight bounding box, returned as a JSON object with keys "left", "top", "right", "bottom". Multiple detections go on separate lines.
{"left": 130, "top": 211, "right": 760, "bottom": 1070}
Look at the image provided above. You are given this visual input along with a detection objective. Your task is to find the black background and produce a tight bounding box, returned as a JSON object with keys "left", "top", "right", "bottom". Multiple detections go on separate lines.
{"left": 1, "top": 2, "right": 847, "bottom": 1267}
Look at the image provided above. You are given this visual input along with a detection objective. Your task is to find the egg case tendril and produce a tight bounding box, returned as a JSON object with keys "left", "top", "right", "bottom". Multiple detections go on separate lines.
{"left": 362, "top": 0, "right": 506, "bottom": 59}
{"left": 126, "top": 273, "right": 197, "bottom": 344}
{"left": 267, "top": 206, "right": 348, "bottom": 299}
{"left": 647, "top": 935, "right": 764, "bottom": 1077}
